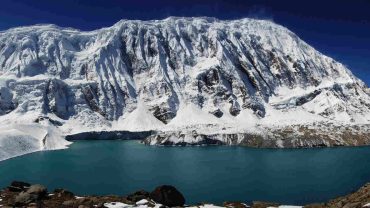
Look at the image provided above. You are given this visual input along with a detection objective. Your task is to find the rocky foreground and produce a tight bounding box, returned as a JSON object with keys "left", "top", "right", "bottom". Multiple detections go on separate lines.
{"left": 1, "top": 181, "right": 370, "bottom": 208}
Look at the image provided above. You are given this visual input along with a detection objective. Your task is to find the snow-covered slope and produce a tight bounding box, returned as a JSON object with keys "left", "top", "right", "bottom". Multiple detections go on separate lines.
{"left": 1, "top": 17, "right": 370, "bottom": 159}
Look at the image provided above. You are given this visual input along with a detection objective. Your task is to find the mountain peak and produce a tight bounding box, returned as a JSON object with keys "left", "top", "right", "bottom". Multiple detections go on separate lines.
{"left": 0, "top": 17, "right": 370, "bottom": 159}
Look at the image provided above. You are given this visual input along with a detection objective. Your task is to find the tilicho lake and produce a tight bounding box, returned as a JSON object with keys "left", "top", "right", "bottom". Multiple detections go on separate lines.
{"left": 1, "top": 140, "right": 370, "bottom": 205}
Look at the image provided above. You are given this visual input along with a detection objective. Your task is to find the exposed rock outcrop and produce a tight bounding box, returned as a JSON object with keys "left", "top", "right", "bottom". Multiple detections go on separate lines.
{"left": 1, "top": 181, "right": 370, "bottom": 208}
{"left": 150, "top": 185, "right": 185, "bottom": 207}
{"left": 143, "top": 124, "right": 370, "bottom": 148}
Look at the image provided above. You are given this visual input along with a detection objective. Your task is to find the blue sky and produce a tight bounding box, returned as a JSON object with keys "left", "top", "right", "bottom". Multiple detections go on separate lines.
{"left": 1, "top": 0, "right": 369, "bottom": 86}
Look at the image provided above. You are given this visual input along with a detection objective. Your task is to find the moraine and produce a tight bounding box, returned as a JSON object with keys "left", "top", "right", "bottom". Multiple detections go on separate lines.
{"left": 1, "top": 140, "right": 370, "bottom": 205}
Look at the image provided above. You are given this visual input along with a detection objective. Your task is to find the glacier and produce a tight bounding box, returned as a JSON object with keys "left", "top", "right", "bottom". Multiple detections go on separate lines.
{"left": 0, "top": 17, "right": 370, "bottom": 160}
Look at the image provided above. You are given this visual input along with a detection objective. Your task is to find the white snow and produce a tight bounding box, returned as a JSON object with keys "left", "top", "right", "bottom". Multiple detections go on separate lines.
{"left": 135, "top": 199, "right": 149, "bottom": 205}
{"left": 103, "top": 202, "right": 246, "bottom": 208}
{"left": 104, "top": 202, "right": 131, "bottom": 208}
{"left": 189, "top": 57, "right": 220, "bottom": 79}
{"left": 166, "top": 102, "right": 221, "bottom": 127}
{"left": 103, "top": 201, "right": 163, "bottom": 208}
{"left": 0, "top": 129, "right": 68, "bottom": 161}
{"left": 112, "top": 101, "right": 164, "bottom": 131}
{"left": 0, "top": 113, "right": 70, "bottom": 161}
{"left": 0, "top": 17, "right": 369, "bottom": 160}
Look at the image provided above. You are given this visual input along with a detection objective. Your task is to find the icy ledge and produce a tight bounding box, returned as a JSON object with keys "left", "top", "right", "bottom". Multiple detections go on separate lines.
{"left": 0, "top": 123, "right": 70, "bottom": 162}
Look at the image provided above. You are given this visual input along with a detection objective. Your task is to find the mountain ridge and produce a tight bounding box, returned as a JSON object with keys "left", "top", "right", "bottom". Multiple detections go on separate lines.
{"left": 0, "top": 17, "right": 370, "bottom": 160}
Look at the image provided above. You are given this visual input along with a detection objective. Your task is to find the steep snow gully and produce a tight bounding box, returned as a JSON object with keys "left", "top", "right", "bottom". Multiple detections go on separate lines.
{"left": 1, "top": 17, "right": 370, "bottom": 160}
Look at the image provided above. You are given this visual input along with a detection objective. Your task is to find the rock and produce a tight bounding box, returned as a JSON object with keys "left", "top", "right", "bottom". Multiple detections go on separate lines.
{"left": 8, "top": 181, "right": 30, "bottom": 192}
{"left": 88, "top": 196, "right": 100, "bottom": 205}
{"left": 75, "top": 197, "right": 94, "bottom": 206}
{"left": 223, "top": 201, "right": 250, "bottom": 208}
{"left": 96, "top": 202, "right": 105, "bottom": 208}
{"left": 34, "top": 116, "right": 63, "bottom": 126}
{"left": 229, "top": 100, "right": 241, "bottom": 117}
{"left": 150, "top": 185, "right": 185, "bottom": 207}
{"left": 26, "top": 184, "right": 47, "bottom": 199}
{"left": 342, "top": 202, "right": 361, "bottom": 208}
{"left": 127, "top": 190, "right": 150, "bottom": 202}
{"left": 27, "top": 202, "right": 40, "bottom": 208}
{"left": 13, "top": 184, "right": 47, "bottom": 206}
{"left": 210, "top": 109, "right": 223, "bottom": 118}
{"left": 151, "top": 106, "right": 176, "bottom": 124}
{"left": 252, "top": 201, "right": 280, "bottom": 208}
{"left": 53, "top": 188, "right": 74, "bottom": 199}
{"left": 62, "top": 200, "right": 76, "bottom": 207}
{"left": 14, "top": 192, "right": 36, "bottom": 206}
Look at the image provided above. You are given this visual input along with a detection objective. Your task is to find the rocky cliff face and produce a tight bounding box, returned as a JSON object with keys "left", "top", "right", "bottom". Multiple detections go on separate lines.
{"left": 0, "top": 17, "right": 370, "bottom": 156}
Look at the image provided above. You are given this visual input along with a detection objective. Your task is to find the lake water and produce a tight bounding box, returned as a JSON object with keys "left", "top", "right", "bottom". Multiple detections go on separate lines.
{"left": 1, "top": 140, "right": 370, "bottom": 205}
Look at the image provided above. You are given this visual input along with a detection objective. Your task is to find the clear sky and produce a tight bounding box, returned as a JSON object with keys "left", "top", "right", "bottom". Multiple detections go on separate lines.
{"left": 1, "top": 0, "right": 369, "bottom": 86}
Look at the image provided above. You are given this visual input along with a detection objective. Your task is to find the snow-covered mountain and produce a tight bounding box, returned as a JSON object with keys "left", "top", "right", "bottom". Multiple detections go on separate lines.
{"left": 1, "top": 17, "right": 370, "bottom": 160}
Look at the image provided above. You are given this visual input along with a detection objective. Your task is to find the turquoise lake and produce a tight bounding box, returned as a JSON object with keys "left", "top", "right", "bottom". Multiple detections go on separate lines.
{"left": 1, "top": 140, "right": 370, "bottom": 205}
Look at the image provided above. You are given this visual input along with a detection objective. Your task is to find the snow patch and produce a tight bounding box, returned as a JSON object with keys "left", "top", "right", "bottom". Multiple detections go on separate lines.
{"left": 166, "top": 102, "right": 221, "bottom": 128}
{"left": 113, "top": 101, "right": 164, "bottom": 131}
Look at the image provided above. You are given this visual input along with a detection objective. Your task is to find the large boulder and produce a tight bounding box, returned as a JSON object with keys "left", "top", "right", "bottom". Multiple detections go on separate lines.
{"left": 27, "top": 184, "right": 47, "bottom": 199}
{"left": 149, "top": 185, "right": 185, "bottom": 207}
{"left": 53, "top": 188, "right": 74, "bottom": 199}
{"left": 15, "top": 192, "right": 36, "bottom": 206}
{"left": 8, "top": 181, "right": 30, "bottom": 192}
{"left": 13, "top": 184, "right": 47, "bottom": 206}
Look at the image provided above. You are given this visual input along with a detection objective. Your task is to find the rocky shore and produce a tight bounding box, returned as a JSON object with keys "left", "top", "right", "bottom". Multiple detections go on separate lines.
{"left": 142, "top": 124, "right": 370, "bottom": 148}
{"left": 1, "top": 181, "right": 370, "bottom": 208}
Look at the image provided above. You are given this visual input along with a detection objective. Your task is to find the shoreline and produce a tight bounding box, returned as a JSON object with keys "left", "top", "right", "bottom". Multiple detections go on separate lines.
{"left": 1, "top": 120, "right": 370, "bottom": 162}
{"left": 2, "top": 133, "right": 370, "bottom": 163}
{"left": 65, "top": 130, "right": 154, "bottom": 141}
{"left": 1, "top": 181, "right": 370, "bottom": 208}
